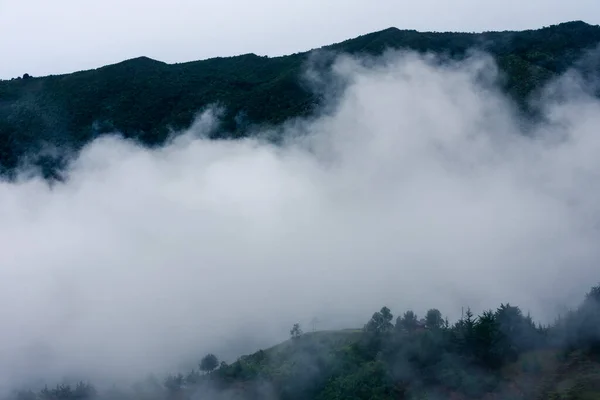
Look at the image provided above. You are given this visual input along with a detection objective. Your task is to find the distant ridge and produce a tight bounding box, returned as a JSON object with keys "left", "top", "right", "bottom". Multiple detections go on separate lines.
{"left": 1, "top": 21, "right": 600, "bottom": 178}
{"left": 11, "top": 20, "right": 596, "bottom": 80}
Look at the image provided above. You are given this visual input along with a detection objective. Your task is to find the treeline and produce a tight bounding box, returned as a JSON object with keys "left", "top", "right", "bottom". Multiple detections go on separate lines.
{"left": 7, "top": 284, "right": 600, "bottom": 400}
{"left": 1, "top": 21, "right": 600, "bottom": 178}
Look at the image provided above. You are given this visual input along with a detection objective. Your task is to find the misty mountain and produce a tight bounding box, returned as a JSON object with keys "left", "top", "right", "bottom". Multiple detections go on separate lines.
{"left": 8, "top": 284, "right": 600, "bottom": 400}
{"left": 4, "top": 16, "right": 600, "bottom": 400}
{"left": 1, "top": 20, "right": 600, "bottom": 177}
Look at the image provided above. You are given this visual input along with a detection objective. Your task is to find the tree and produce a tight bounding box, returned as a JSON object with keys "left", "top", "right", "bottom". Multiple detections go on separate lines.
{"left": 586, "top": 284, "right": 600, "bottom": 303}
{"left": 495, "top": 303, "right": 533, "bottom": 360}
{"left": 454, "top": 307, "right": 476, "bottom": 356}
{"left": 185, "top": 369, "right": 201, "bottom": 385}
{"left": 15, "top": 390, "right": 36, "bottom": 400}
{"left": 290, "top": 323, "right": 303, "bottom": 339}
{"left": 164, "top": 373, "right": 185, "bottom": 392}
{"left": 200, "top": 353, "right": 219, "bottom": 374}
{"left": 576, "top": 284, "right": 600, "bottom": 354}
{"left": 365, "top": 306, "right": 394, "bottom": 334}
{"left": 379, "top": 306, "right": 394, "bottom": 332}
{"left": 425, "top": 309, "right": 443, "bottom": 330}
{"left": 73, "top": 382, "right": 96, "bottom": 399}
{"left": 396, "top": 310, "right": 418, "bottom": 333}
{"left": 473, "top": 310, "right": 503, "bottom": 368}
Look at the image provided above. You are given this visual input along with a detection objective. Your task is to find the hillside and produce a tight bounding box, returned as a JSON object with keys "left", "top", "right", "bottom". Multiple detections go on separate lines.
{"left": 1, "top": 21, "right": 600, "bottom": 177}
{"left": 8, "top": 285, "right": 600, "bottom": 400}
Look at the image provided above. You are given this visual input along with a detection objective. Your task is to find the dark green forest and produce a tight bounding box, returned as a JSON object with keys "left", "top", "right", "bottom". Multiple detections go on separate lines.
{"left": 8, "top": 284, "right": 600, "bottom": 400}
{"left": 1, "top": 21, "right": 600, "bottom": 178}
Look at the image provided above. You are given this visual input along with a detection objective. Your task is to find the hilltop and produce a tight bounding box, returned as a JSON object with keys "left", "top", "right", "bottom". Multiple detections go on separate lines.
{"left": 9, "top": 284, "right": 600, "bottom": 400}
{"left": 1, "top": 21, "right": 600, "bottom": 178}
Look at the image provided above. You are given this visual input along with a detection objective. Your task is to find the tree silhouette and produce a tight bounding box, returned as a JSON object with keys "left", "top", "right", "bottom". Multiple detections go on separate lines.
{"left": 396, "top": 310, "right": 418, "bottom": 333}
{"left": 425, "top": 309, "right": 443, "bottom": 330}
{"left": 200, "top": 353, "right": 219, "bottom": 374}
{"left": 365, "top": 306, "right": 394, "bottom": 334}
{"left": 290, "top": 323, "right": 303, "bottom": 339}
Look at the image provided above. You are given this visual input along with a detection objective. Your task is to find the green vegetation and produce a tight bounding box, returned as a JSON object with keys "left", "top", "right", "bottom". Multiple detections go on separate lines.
{"left": 1, "top": 21, "right": 600, "bottom": 178}
{"left": 199, "top": 353, "right": 219, "bottom": 374}
{"left": 7, "top": 284, "right": 600, "bottom": 400}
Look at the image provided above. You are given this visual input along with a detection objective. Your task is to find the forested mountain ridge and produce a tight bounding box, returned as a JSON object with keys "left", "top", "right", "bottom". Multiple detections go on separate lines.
{"left": 1, "top": 20, "right": 600, "bottom": 177}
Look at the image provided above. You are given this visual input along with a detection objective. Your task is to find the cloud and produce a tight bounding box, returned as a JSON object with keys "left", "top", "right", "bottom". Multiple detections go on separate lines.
{"left": 1, "top": 49, "right": 600, "bottom": 391}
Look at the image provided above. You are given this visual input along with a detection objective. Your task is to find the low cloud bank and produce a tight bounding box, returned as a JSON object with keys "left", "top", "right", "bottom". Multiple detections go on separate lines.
{"left": 1, "top": 50, "right": 600, "bottom": 390}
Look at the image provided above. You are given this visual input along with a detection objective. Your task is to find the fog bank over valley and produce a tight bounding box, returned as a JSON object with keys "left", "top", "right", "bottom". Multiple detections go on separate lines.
{"left": 1, "top": 50, "right": 599, "bottom": 388}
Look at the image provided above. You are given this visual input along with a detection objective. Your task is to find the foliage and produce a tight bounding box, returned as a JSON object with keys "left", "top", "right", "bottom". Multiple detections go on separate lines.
{"left": 37, "top": 382, "right": 96, "bottom": 400}
{"left": 365, "top": 306, "right": 394, "bottom": 334}
{"left": 199, "top": 353, "right": 219, "bottom": 374}
{"left": 5, "top": 283, "right": 600, "bottom": 400}
{"left": 396, "top": 310, "right": 419, "bottom": 333}
{"left": 1, "top": 21, "right": 600, "bottom": 177}
{"left": 290, "top": 323, "right": 303, "bottom": 339}
{"left": 425, "top": 309, "right": 443, "bottom": 330}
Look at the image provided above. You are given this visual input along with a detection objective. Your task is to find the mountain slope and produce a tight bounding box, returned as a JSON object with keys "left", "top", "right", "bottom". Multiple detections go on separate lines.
{"left": 1, "top": 21, "right": 600, "bottom": 176}
{"left": 9, "top": 283, "right": 600, "bottom": 400}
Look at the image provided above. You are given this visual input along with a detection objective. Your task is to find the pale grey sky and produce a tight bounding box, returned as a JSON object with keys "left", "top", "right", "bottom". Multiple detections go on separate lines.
{"left": 0, "top": 0, "right": 599, "bottom": 79}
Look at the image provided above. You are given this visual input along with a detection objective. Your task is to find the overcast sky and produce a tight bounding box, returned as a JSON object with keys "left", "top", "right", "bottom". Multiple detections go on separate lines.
{"left": 1, "top": 0, "right": 599, "bottom": 79}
